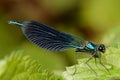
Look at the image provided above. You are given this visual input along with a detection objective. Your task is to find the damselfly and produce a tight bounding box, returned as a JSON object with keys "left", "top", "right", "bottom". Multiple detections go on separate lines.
{"left": 8, "top": 20, "right": 110, "bottom": 76}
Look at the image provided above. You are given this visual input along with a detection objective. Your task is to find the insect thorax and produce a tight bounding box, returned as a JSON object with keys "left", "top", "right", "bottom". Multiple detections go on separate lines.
{"left": 75, "top": 42, "right": 97, "bottom": 53}
{"left": 85, "top": 42, "right": 96, "bottom": 50}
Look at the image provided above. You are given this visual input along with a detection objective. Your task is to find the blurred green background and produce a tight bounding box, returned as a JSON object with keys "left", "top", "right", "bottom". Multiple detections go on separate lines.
{"left": 0, "top": 0, "right": 120, "bottom": 74}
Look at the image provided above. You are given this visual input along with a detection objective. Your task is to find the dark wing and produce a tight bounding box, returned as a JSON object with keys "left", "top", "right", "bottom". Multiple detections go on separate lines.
{"left": 21, "top": 21, "right": 85, "bottom": 51}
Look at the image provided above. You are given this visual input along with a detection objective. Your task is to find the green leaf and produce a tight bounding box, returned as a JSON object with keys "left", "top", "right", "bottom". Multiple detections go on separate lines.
{"left": 62, "top": 47, "right": 120, "bottom": 80}
{"left": 0, "top": 51, "right": 61, "bottom": 80}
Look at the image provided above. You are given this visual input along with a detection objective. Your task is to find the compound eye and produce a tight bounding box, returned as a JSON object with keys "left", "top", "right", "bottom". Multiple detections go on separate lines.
{"left": 98, "top": 44, "right": 105, "bottom": 53}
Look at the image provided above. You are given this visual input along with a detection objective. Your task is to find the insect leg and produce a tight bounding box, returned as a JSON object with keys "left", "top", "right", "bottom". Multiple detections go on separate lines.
{"left": 73, "top": 51, "right": 78, "bottom": 75}
{"left": 95, "top": 57, "right": 97, "bottom": 65}
{"left": 94, "top": 57, "right": 100, "bottom": 69}
{"left": 95, "top": 57, "right": 98, "bottom": 68}
{"left": 72, "top": 48, "right": 84, "bottom": 74}
{"left": 86, "top": 53, "right": 98, "bottom": 76}
{"left": 98, "top": 53, "right": 110, "bottom": 74}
